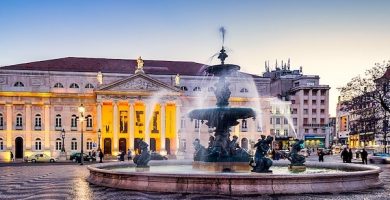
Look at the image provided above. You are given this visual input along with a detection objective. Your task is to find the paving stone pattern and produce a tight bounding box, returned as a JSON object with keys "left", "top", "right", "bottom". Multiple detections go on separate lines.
{"left": 0, "top": 161, "right": 389, "bottom": 200}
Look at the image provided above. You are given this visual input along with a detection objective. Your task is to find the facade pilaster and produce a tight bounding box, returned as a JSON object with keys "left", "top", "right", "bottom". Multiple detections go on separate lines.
{"left": 144, "top": 102, "right": 150, "bottom": 145}
{"left": 175, "top": 103, "right": 181, "bottom": 154}
{"left": 25, "top": 104, "right": 32, "bottom": 150}
{"left": 97, "top": 101, "right": 102, "bottom": 148}
{"left": 6, "top": 104, "right": 12, "bottom": 149}
{"left": 44, "top": 104, "right": 50, "bottom": 149}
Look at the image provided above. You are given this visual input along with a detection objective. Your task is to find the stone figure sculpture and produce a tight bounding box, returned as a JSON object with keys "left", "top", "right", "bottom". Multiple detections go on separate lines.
{"left": 250, "top": 135, "right": 273, "bottom": 173}
{"left": 133, "top": 139, "right": 151, "bottom": 167}
{"left": 193, "top": 139, "right": 207, "bottom": 161}
{"left": 285, "top": 140, "right": 306, "bottom": 166}
{"left": 135, "top": 56, "right": 145, "bottom": 74}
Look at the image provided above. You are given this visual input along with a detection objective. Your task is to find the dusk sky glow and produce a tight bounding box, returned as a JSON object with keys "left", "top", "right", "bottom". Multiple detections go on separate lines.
{"left": 1, "top": 0, "right": 390, "bottom": 116}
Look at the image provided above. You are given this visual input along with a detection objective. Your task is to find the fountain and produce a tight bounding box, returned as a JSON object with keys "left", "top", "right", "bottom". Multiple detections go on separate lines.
{"left": 188, "top": 46, "right": 256, "bottom": 172}
{"left": 87, "top": 30, "right": 383, "bottom": 195}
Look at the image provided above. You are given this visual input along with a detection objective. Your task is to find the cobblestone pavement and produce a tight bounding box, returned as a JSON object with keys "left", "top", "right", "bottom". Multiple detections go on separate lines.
{"left": 0, "top": 157, "right": 389, "bottom": 200}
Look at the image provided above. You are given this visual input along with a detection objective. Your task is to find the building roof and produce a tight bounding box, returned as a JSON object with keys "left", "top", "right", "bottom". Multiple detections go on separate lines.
{"left": 0, "top": 57, "right": 208, "bottom": 76}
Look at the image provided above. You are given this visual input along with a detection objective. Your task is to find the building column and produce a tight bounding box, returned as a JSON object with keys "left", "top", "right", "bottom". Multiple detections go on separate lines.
{"left": 160, "top": 102, "right": 167, "bottom": 155}
{"left": 144, "top": 102, "right": 150, "bottom": 145}
{"left": 175, "top": 103, "right": 181, "bottom": 154}
{"left": 6, "top": 104, "right": 13, "bottom": 149}
{"left": 113, "top": 101, "right": 119, "bottom": 153}
{"left": 97, "top": 102, "right": 102, "bottom": 149}
{"left": 25, "top": 104, "right": 32, "bottom": 150}
{"left": 44, "top": 105, "right": 50, "bottom": 150}
{"left": 128, "top": 101, "right": 134, "bottom": 151}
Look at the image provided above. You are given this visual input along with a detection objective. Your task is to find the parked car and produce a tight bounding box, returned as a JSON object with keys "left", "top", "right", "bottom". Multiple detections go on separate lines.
{"left": 368, "top": 153, "right": 390, "bottom": 164}
{"left": 24, "top": 153, "right": 57, "bottom": 163}
{"left": 69, "top": 153, "right": 96, "bottom": 162}
{"left": 150, "top": 152, "right": 168, "bottom": 160}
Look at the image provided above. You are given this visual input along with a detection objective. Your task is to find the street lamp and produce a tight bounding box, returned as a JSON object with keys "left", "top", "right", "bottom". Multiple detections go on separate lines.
{"left": 78, "top": 104, "right": 85, "bottom": 165}
{"left": 61, "top": 128, "right": 66, "bottom": 152}
{"left": 97, "top": 128, "right": 101, "bottom": 152}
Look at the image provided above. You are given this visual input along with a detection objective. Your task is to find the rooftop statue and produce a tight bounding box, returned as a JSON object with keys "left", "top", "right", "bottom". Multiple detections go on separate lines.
{"left": 135, "top": 56, "right": 145, "bottom": 74}
{"left": 175, "top": 74, "right": 180, "bottom": 86}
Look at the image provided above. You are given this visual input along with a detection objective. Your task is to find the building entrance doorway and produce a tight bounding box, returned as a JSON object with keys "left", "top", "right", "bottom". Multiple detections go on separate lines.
{"left": 15, "top": 137, "right": 23, "bottom": 158}
{"left": 119, "top": 138, "right": 126, "bottom": 153}
{"left": 104, "top": 138, "right": 112, "bottom": 155}
{"left": 150, "top": 138, "right": 156, "bottom": 152}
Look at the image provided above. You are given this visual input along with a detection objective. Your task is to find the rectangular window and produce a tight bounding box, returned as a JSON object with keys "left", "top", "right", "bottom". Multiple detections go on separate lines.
{"left": 35, "top": 141, "right": 42, "bottom": 150}
{"left": 181, "top": 118, "right": 185, "bottom": 129}
{"left": 284, "top": 118, "right": 288, "bottom": 125}
{"left": 276, "top": 118, "right": 280, "bottom": 124}
{"left": 71, "top": 141, "right": 77, "bottom": 150}
{"left": 320, "top": 100, "right": 325, "bottom": 105}
{"left": 304, "top": 100, "right": 308, "bottom": 105}
{"left": 312, "top": 100, "right": 316, "bottom": 105}
{"left": 194, "top": 120, "right": 199, "bottom": 129}
{"left": 276, "top": 129, "right": 280, "bottom": 136}
{"left": 304, "top": 90, "right": 309, "bottom": 96}
{"left": 270, "top": 118, "right": 273, "bottom": 124}
{"left": 291, "top": 100, "right": 295, "bottom": 104}
{"left": 56, "top": 117, "right": 62, "bottom": 128}
{"left": 293, "top": 109, "right": 297, "bottom": 114}
{"left": 87, "top": 142, "right": 93, "bottom": 150}
{"left": 293, "top": 118, "right": 297, "bottom": 126}
{"left": 313, "top": 128, "right": 318, "bottom": 133}
{"left": 304, "top": 129, "right": 309, "bottom": 133}
{"left": 0, "top": 140, "right": 3, "bottom": 150}
{"left": 312, "top": 118, "right": 317, "bottom": 124}
{"left": 56, "top": 141, "right": 62, "bottom": 151}
{"left": 312, "top": 109, "right": 317, "bottom": 114}
{"left": 303, "top": 118, "right": 308, "bottom": 124}
{"left": 284, "top": 129, "right": 288, "bottom": 136}
{"left": 320, "top": 109, "right": 325, "bottom": 114}
{"left": 304, "top": 109, "right": 308, "bottom": 114}
{"left": 321, "top": 90, "right": 326, "bottom": 96}
{"left": 320, "top": 118, "right": 325, "bottom": 124}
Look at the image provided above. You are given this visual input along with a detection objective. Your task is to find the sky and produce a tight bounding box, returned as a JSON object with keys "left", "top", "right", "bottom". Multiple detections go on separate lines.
{"left": 1, "top": 0, "right": 390, "bottom": 116}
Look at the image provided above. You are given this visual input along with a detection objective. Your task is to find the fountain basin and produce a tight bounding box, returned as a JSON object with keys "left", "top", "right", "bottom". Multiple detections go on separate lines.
{"left": 87, "top": 160, "right": 382, "bottom": 195}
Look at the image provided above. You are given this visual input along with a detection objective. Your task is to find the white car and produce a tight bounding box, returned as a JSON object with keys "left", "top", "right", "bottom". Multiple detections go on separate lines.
{"left": 24, "top": 153, "right": 58, "bottom": 163}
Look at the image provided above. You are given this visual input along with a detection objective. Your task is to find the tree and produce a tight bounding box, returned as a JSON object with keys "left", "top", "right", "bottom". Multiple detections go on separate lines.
{"left": 339, "top": 61, "right": 390, "bottom": 153}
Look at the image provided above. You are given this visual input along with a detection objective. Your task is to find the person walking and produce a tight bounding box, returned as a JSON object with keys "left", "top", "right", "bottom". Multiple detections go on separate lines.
{"left": 361, "top": 148, "right": 368, "bottom": 164}
{"left": 99, "top": 150, "right": 104, "bottom": 163}
{"left": 10, "top": 151, "right": 14, "bottom": 162}
{"left": 120, "top": 151, "right": 125, "bottom": 162}
{"left": 341, "top": 148, "right": 348, "bottom": 163}
{"left": 318, "top": 150, "right": 325, "bottom": 162}
{"left": 127, "top": 149, "right": 132, "bottom": 161}
{"left": 347, "top": 148, "right": 353, "bottom": 163}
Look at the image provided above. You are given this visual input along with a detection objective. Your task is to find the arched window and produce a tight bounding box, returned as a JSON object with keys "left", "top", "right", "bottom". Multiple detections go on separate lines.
{"left": 53, "top": 83, "right": 64, "bottom": 88}
{"left": 208, "top": 87, "right": 214, "bottom": 92}
{"left": 69, "top": 83, "right": 79, "bottom": 88}
{"left": 35, "top": 114, "right": 42, "bottom": 129}
{"left": 180, "top": 86, "right": 188, "bottom": 91}
{"left": 16, "top": 113, "right": 23, "bottom": 129}
{"left": 35, "top": 138, "right": 42, "bottom": 150}
{"left": 86, "top": 138, "right": 93, "bottom": 150}
{"left": 71, "top": 138, "right": 77, "bottom": 150}
{"left": 85, "top": 83, "right": 94, "bottom": 88}
{"left": 0, "top": 113, "right": 3, "bottom": 129}
{"left": 86, "top": 115, "right": 93, "bottom": 128}
{"left": 55, "top": 114, "right": 62, "bottom": 128}
{"left": 71, "top": 115, "right": 77, "bottom": 129}
{"left": 240, "top": 88, "right": 249, "bottom": 93}
{"left": 14, "top": 82, "right": 24, "bottom": 87}
{"left": 0, "top": 138, "right": 3, "bottom": 150}
{"left": 55, "top": 138, "right": 62, "bottom": 151}
{"left": 193, "top": 87, "right": 201, "bottom": 92}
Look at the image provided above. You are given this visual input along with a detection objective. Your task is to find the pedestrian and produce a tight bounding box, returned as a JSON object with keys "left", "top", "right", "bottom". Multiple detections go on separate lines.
{"left": 356, "top": 150, "right": 360, "bottom": 159}
{"left": 361, "top": 148, "right": 368, "bottom": 164}
{"left": 341, "top": 148, "right": 348, "bottom": 163}
{"left": 347, "top": 149, "right": 353, "bottom": 163}
{"left": 120, "top": 151, "right": 125, "bottom": 162}
{"left": 127, "top": 149, "right": 132, "bottom": 161}
{"left": 92, "top": 150, "right": 96, "bottom": 159}
{"left": 318, "top": 150, "right": 325, "bottom": 162}
{"left": 10, "top": 151, "right": 14, "bottom": 162}
{"left": 99, "top": 150, "right": 104, "bottom": 163}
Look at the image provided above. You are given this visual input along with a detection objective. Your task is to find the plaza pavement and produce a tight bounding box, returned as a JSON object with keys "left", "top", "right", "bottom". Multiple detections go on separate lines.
{"left": 0, "top": 155, "right": 389, "bottom": 200}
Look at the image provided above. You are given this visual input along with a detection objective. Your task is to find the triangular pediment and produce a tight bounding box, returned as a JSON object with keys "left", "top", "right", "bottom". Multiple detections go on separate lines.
{"left": 96, "top": 73, "right": 180, "bottom": 93}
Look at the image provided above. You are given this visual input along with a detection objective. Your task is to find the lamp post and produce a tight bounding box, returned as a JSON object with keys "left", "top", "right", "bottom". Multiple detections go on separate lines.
{"left": 61, "top": 128, "right": 65, "bottom": 152}
{"left": 78, "top": 104, "right": 85, "bottom": 165}
{"left": 97, "top": 128, "right": 101, "bottom": 152}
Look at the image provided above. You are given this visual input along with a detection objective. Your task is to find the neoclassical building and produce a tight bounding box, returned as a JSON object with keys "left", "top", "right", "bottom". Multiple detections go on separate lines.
{"left": 0, "top": 57, "right": 273, "bottom": 161}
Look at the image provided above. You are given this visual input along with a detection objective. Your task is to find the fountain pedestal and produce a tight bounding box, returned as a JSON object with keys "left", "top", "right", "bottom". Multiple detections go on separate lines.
{"left": 193, "top": 161, "right": 250, "bottom": 172}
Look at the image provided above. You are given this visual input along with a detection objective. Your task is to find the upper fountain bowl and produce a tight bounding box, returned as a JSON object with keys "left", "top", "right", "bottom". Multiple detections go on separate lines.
{"left": 205, "top": 64, "right": 240, "bottom": 76}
